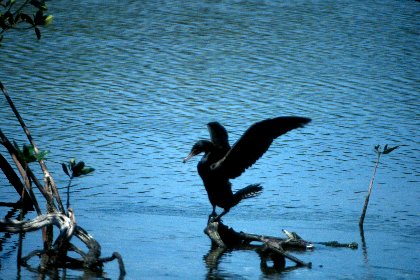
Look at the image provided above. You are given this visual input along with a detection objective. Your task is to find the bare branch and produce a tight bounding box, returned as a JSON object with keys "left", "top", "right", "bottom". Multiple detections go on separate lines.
{"left": 1, "top": 85, "right": 65, "bottom": 213}
{"left": 0, "top": 210, "right": 76, "bottom": 247}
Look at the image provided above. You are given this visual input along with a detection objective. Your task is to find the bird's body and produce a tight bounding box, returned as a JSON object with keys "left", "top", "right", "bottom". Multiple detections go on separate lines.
{"left": 183, "top": 116, "right": 311, "bottom": 221}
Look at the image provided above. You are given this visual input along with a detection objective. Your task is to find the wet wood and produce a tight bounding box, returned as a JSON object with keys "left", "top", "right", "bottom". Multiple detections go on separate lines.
{"left": 0, "top": 153, "right": 33, "bottom": 210}
{"left": 0, "top": 130, "right": 48, "bottom": 214}
{"left": 204, "top": 220, "right": 312, "bottom": 268}
{"left": 0, "top": 209, "right": 126, "bottom": 277}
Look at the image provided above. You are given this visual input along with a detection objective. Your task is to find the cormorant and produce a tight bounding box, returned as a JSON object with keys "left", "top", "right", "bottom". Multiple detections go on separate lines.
{"left": 183, "top": 116, "right": 311, "bottom": 221}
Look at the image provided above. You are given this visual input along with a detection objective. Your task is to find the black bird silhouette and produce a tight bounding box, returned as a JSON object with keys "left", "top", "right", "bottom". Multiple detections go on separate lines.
{"left": 183, "top": 116, "right": 311, "bottom": 222}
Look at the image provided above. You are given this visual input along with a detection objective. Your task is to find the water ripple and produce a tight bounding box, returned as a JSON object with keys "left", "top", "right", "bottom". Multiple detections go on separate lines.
{"left": 1, "top": 1, "right": 419, "bottom": 279}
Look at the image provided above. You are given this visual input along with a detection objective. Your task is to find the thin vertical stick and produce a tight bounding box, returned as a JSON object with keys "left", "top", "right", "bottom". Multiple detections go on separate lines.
{"left": 17, "top": 188, "right": 25, "bottom": 267}
{"left": 66, "top": 177, "right": 73, "bottom": 210}
{"left": 359, "top": 151, "right": 381, "bottom": 228}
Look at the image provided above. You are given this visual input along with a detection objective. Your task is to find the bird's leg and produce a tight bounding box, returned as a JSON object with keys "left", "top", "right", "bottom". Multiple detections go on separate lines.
{"left": 208, "top": 206, "right": 218, "bottom": 223}
{"left": 212, "top": 209, "right": 229, "bottom": 223}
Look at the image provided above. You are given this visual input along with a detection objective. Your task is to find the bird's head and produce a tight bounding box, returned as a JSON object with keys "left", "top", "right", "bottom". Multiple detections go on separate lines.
{"left": 183, "top": 140, "right": 213, "bottom": 163}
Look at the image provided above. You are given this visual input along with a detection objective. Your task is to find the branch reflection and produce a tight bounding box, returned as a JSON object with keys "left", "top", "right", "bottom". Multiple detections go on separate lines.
{"left": 204, "top": 244, "right": 302, "bottom": 279}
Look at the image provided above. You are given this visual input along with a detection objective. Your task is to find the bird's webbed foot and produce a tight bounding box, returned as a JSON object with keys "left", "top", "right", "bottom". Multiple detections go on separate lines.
{"left": 208, "top": 211, "right": 218, "bottom": 224}
{"left": 208, "top": 210, "right": 228, "bottom": 223}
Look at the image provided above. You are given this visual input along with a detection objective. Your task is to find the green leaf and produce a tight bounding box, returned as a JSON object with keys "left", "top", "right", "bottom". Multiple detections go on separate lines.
{"left": 20, "top": 144, "right": 47, "bottom": 163}
{"left": 22, "top": 144, "right": 34, "bottom": 162}
{"left": 34, "top": 10, "right": 44, "bottom": 25}
{"left": 24, "top": 145, "right": 37, "bottom": 162}
{"left": 62, "top": 163, "right": 70, "bottom": 176}
{"left": 383, "top": 145, "right": 399, "bottom": 155}
{"left": 80, "top": 167, "right": 95, "bottom": 175}
{"left": 43, "top": 14, "right": 53, "bottom": 25}
{"left": 22, "top": 144, "right": 32, "bottom": 156}
{"left": 65, "top": 159, "right": 94, "bottom": 177}
{"left": 14, "top": 13, "right": 21, "bottom": 23}
{"left": 20, "top": 13, "right": 34, "bottom": 26}
{"left": 30, "top": 0, "right": 48, "bottom": 11}
{"left": 5, "top": 11, "right": 14, "bottom": 25}
{"left": 6, "top": 0, "right": 17, "bottom": 7}
{"left": 34, "top": 150, "right": 48, "bottom": 161}
{"left": 72, "top": 161, "right": 85, "bottom": 176}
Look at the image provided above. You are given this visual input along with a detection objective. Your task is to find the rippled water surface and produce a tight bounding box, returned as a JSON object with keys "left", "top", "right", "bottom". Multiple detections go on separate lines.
{"left": 1, "top": 1, "right": 419, "bottom": 279}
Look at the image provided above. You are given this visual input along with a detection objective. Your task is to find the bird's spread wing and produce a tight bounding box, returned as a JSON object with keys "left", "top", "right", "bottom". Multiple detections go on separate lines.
{"left": 210, "top": 116, "right": 311, "bottom": 179}
{"left": 207, "top": 122, "right": 231, "bottom": 151}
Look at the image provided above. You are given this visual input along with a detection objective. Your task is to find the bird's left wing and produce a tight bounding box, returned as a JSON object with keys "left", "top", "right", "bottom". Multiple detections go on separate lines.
{"left": 210, "top": 116, "right": 311, "bottom": 179}
{"left": 207, "top": 122, "right": 231, "bottom": 151}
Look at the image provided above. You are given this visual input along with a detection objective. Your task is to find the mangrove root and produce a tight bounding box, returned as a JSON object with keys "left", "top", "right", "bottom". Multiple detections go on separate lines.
{"left": 0, "top": 209, "right": 126, "bottom": 276}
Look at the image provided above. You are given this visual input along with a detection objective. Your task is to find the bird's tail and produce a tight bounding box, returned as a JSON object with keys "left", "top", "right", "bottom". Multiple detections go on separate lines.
{"left": 233, "top": 183, "right": 263, "bottom": 206}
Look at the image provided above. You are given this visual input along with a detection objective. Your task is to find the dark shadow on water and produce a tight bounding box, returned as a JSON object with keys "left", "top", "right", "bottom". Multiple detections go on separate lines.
{"left": 203, "top": 244, "right": 302, "bottom": 279}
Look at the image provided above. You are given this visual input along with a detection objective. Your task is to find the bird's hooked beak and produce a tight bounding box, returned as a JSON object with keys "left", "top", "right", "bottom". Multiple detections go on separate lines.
{"left": 183, "top": 149, "right": 199, "bottom": 163}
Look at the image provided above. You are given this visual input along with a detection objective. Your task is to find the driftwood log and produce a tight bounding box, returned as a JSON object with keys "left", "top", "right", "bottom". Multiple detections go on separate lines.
{"left": 205, "top": 220, "right": 312, "bottom": 270}
{"left": 205, "top": 220, "right": 358, "bottom": 272}
{"left": 0, "top": 209, "right": 126, "bottom": 277}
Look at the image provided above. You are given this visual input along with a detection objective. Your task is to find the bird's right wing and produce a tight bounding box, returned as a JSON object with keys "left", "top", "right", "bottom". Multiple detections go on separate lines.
{"left": 210, "top": 116, "right": 311, "bottom": 179}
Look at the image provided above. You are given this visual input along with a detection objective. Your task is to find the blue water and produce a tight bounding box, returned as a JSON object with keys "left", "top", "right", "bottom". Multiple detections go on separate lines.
{"left": 1, "top": 0, "right": 419, "bottom": 279}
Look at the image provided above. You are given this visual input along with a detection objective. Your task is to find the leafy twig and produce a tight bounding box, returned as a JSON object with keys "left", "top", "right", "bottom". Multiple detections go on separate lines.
{"left": 359, "top": 144, "right": 399, "bottom": 228}
{"left": 0, "top": 0, "right": 53, "bottom": 40}
{"left": 62, "top": 158, "right": 95, "bottom": 209}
